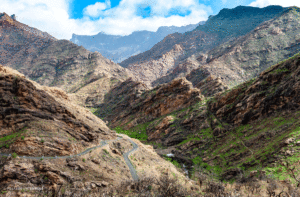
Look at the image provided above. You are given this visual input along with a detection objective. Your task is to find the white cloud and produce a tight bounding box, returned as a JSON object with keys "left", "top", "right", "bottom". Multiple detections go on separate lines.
{"left": 0, "top": 0, "right": 211, "bottom": 40}
{"left": 83, "top": 1, "right": 111, "bottom": 17}
{"left": 249, "top": 0, "right": 300, "bottom": 7}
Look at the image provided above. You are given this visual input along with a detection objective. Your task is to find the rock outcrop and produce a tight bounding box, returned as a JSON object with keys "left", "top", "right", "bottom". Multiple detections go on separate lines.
{"left": 186, "top": 68, "right": 228, "bottom": 97}
{"left": 96, "top": 77, "right": 203, "bottom": 129}
{"left": 208, "top": 52, "right": 300, "bottom": 126}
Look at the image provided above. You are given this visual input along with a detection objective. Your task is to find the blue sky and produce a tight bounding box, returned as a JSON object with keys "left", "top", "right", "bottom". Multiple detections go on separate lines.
{"left": 70, "top": 0, "right": 254, "bottom": 19}
{"left": 1, "top": 0, "right": 299, "bottom": 39}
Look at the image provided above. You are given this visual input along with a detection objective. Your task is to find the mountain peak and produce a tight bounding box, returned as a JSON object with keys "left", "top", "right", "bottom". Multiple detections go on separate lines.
{"left": 0, "top": 12, "right": 16, "bottom": 27}
{"left": 216, "top": 5, "right": 285, "bottom": 19}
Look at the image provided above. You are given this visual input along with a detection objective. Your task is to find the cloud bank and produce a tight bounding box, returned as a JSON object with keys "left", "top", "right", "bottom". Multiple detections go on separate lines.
{"left": 0, "top": 0, "right": 211, "bottom": 40}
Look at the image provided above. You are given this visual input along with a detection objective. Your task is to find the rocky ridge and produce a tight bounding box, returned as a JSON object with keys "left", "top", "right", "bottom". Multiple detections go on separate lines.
{"left": 95, "top": 77, "right": 203, "bottom": 130}
{"left": 0, "top": 12, "right": 56, "bottom": 67}
{"left": 189, "top": 6, "right": 300, "bottom": 87}
{"left": 120, "top": 30, "right": 217, "bottom": 87}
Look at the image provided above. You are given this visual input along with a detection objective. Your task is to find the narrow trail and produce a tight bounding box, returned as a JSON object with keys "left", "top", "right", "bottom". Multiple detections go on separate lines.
{"left": 123, "top": 137, "right": 139, "bottom": 181}
{"left": 0, "top": 135, "right": 140, "bottom": 181}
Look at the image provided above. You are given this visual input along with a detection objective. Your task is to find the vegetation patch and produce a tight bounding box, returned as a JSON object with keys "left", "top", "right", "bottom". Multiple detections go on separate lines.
{"left": 179, "top": 136, "right": 201, "bottom": 145}
{"left": 0, "top": 127, "right": 28, "bottom": 148}
{"left": 202, "top": 112, "right": 300, "bottom": 182}
{"left": 162, "top": 155, "right": 181, "bottom": 169}
{"left": 114, "top": 122, "right": 150, "bottom": 141}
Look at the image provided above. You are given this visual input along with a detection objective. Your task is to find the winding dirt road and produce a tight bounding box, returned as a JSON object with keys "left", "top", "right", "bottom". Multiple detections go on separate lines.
{"left": 0, "top": 135, "right": 140, "bottom": 181}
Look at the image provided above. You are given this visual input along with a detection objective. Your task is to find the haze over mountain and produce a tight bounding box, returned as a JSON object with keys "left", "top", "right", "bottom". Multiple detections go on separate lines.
{"left": 70, "top": 22, "right": 205, "bottom": 63}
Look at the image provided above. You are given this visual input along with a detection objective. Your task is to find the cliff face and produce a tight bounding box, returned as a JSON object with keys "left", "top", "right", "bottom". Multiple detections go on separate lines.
{"left": 70, "top": 22, "right": 204, "bottom": 63}
{"left": 95, "top": 77, "right": 203, "bottom": 130}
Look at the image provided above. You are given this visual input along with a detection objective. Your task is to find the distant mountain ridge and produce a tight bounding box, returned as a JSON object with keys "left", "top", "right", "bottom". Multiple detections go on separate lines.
{"left": 196, "top": 5, "right": 286, "bottom": 41}
{"left": 118, "top": 5, "right": 290, "bottom": 88}
{"left": 70, "top": 22, "right": 205, "bottom": 63}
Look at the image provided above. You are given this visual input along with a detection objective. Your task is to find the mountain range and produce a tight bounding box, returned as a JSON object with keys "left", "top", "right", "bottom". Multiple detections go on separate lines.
{"left": 2, "top": 5, "right": 300, "bottom": 196}
{"left": 120, "top": 5, "right": 300, "bottom": 88}
{"left": 70, "top": 21, "right": 205, "bottom": 63}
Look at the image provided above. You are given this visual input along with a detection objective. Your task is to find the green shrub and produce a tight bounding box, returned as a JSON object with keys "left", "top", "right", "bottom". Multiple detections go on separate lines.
{"left": 163, "top": 155, "right": 181, "bottom": 169}
{"left": 12, "top": 152, "right": 17, "bottom": 158}
{"left": 103, "top": 149, "right": 109, "bottom": 154}
{"left": 82, "top": 158, "right": 86, "bottom": 162}
{"left": 114, "top": 123, "right": 149, "bottom": 141}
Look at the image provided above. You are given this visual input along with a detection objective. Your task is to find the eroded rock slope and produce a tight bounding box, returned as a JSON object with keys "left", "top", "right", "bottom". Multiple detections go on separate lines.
{"left": 0, "top": 64, "right": 114, "bottom": 157}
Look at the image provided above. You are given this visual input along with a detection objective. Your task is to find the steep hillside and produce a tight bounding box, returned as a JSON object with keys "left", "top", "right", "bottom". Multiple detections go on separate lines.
{"left": 0, "top": 65, "right": 197, "bottom": 196}
{"left": 119, "top": 5, "right": 289, "bottom": 88}
{"left": 0, "top": 13, "right": 132, "bottom": 108}
{"left": 70, "top": 22, "right": 204, "bottom": 63}
{"left": 27, "top": 40, "right": 132, "bottom": 107}
{"left": 0, "top": 12, "right": 56, "bottom": 67}
{"left": 0, "top": 64, "right": 114, "bottom": 156}
{"left": 94, "top": 77, "right": 203, "bottom": 131}
{"left": 101, "top": 52, "right": 300, "bottom": 187}
{"left": 120, "top": 29, "right": 217, "bottom": 87}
